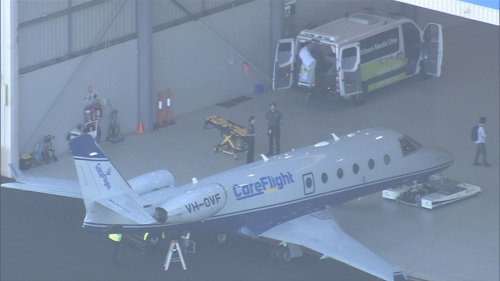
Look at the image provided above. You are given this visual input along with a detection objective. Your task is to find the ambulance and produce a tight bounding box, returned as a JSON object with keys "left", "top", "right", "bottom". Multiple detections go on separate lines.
{"left": 272, "top": 11, "right": 443, "bottom": 105}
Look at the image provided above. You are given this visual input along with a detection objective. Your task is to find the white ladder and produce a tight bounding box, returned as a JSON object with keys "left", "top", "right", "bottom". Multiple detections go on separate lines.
{"left": 164, "top": 240, "right": 186, "bottom": 270}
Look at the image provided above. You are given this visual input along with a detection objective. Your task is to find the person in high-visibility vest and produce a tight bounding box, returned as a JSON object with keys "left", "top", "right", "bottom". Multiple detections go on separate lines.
{"left": 109, "top": 233, "right": 122, "bottom": 263}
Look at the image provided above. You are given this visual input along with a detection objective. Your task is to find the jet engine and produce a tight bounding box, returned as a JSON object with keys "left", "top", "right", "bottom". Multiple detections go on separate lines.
{"left": 154, "top": 183, "right": 227, "bottom": 224}
{"left": 128, "top": 169, "right": 175, "bottom": 195}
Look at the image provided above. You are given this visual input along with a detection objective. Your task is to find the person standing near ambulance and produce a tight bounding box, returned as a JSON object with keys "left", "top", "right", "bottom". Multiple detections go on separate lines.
{"left": 266, "top": 103, "right": 282, "bottom": 156}
{"left": 246, "top": 116, "right": 256, "bottom": 164}
{"left": 299, "top": 42, "right": 316, "bottom": 85}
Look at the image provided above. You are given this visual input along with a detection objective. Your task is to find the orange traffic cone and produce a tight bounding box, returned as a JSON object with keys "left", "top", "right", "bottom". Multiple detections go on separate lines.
{"left": 137, "top": 121, "right": 144, "bottom": 134}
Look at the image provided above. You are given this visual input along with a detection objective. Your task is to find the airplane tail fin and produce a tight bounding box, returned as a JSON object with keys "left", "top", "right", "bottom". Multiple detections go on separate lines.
{"left": 69, "top": 134, "right": 156, "bottom": 226}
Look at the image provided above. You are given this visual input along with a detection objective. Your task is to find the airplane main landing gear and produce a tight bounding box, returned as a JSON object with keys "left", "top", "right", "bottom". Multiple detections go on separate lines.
{"left": 271, "top": 245, "right": 292, "bottom": 263}
{"left": 209, "top": 233, "right": 228, "bottom": 244}
{"left": 270, "top": 243, "right": 303, "bottom": 263}
{"left": 216, "top": 233, "right": 228, "bottom": 244}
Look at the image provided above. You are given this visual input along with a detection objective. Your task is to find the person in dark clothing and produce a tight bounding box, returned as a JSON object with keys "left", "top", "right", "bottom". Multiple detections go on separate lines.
{"left": 108, "top": 233, "right": 122, "bottom": 264}
{"left": 266, "top": 103, "right": 282, "bottom": 156}
{"left": 246, "top": 116, "right": 256, "bottom": 164}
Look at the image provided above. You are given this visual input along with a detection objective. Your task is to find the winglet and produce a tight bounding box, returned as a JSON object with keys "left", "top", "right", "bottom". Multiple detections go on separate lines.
{"left": 8, "top": 163, "right": 25, "bottom": 180}
{"left": 393, "top": 272, "right": 408, "bottom": 281}
{"left": 260, "top": 154, "right": 269, "bottom": 162}
{"left": 331, "top": 133, "right": 339, "bottom": 142}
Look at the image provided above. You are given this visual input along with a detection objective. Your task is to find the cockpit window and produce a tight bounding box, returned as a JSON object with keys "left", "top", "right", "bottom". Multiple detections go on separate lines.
{"left": 398, "top": 135, "right": 422, "bottom": 156}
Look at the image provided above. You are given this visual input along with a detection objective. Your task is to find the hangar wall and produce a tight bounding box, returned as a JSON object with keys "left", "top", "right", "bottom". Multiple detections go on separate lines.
{"left": 18, "top": 40, "right": 137, "bottom": 154}
{"left": 14, "top": 0, "right": 472, "bottom": 157}
{"left": 17, "top": 0, "right": 270, "bottom": 155}
{"left": 152, "top": 0, "right": 271, "bottom": 120}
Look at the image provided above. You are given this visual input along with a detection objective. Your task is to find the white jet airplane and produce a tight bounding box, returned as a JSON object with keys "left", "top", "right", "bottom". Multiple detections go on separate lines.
{"left": 2, "top": 128, "right": 455, "bottom": 281}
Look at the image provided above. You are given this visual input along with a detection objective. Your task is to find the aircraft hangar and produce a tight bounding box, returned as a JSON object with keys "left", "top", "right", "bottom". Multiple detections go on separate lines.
{"left": 1, "top": 1, "right": 498, "bottom": 281}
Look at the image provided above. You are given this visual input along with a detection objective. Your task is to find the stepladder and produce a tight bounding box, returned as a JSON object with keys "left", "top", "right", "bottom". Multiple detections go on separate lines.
{"left": 164, "top": 240, "right": 186, "bottom": 271}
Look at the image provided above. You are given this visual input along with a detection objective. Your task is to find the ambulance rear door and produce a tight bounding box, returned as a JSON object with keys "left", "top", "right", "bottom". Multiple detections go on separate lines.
{"left": 338, "top": 43, "right": 361, "bottom": 96}
{"left": 273, "top": 39, "right": 295, "bottom": 90}
{"left": 422, "top": 23, "right": 443, "bottom": 77}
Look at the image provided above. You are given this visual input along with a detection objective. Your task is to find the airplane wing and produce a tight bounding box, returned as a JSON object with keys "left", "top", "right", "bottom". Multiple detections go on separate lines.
{"left": 1, "top": 164, "right": 81, "bottom": 199}
{"left": 259, "top": 206, "right": 405, "bottom": 281}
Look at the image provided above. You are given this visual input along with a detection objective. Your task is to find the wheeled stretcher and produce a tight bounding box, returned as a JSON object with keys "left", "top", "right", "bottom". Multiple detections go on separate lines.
{"left": 204, "top": 115, "right": 249, "bottom": 160}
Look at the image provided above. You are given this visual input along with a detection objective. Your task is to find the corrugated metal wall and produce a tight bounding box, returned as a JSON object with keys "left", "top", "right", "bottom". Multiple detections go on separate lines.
{"left": 152, "top": 1, "right": 186, "bottom": 26}
{"left": 70, "top": 1, "right": 134, "bottom": 52}
{"left": 18, "top": 0, "right": 68, "bottom": 22}
{"left": 18, "top": 0, "right": 251, "bottom": 74}
{"left": 19, "top": 16, "right": 68, "bottom": 68}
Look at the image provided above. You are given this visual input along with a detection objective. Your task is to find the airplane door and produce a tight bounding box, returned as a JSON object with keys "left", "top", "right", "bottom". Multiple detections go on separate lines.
{"left": 339, "top": 43, "right": 361, "bottom": 96}
{"left": 272, "top": 39, "right": 295, "bottom": 90}
{"left": 422, "top": 23, "right": 443, "bottom": 77}
{"left": 302, "top": 173, "right": 315, "bottom": 195}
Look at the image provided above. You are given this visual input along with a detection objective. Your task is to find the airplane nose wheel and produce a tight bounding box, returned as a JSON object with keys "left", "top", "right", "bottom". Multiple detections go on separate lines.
{"left": 271, "top": 245, "right": 292, "bottom": 263}
{"left": 413, "top": 194, "right": 422, "bottom": 205}
{"left": 210, "top": 233, "right": 227, "bottom": 244}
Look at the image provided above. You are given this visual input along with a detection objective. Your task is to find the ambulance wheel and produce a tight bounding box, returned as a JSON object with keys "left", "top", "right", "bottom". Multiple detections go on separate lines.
{"left": 353, "top": 84, "right": 367, "bottom": 106}
{"left": 419, "top": 62, "right": 431, "bottom": 79}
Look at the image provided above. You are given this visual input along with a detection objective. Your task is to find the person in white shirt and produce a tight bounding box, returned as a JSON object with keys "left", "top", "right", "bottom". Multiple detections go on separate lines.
{"left": 299, "top": 42, "right": 315, "bottom": 68}
{"left": 474, "top": 117, "right": 490, "bottom": 167}
{"left": 299, "top": 42, "right": 316, "bottom": 85}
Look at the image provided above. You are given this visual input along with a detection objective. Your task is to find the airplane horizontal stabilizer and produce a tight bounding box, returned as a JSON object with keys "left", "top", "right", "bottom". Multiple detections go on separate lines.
{"left": 1, "top": 164, "right": 81, "bottom": 199}
{"left": 96, "top": 195, "right": 157, "bottom": 224}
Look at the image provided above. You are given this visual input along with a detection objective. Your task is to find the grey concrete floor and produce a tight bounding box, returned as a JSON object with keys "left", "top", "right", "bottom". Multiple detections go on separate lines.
{"left": 2, "top": 20, "right": 498, "bottom": 281}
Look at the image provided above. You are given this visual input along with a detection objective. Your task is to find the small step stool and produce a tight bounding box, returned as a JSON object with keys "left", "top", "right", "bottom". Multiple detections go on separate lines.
{"left": 164, "top": 240, "right": 186, "bottom": 271}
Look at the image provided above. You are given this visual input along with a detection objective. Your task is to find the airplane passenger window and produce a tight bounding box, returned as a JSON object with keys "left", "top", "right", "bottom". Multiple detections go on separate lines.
{"left": 384, "top": 154, "right": 391, "bottom": 165}
{"left": 321, "top": 173, "right": 328, "bottom": 183}
{"left": 368, "top": 159, "right": 375, "bottom": 169}
{"left": 337, "top": 168, "right": 344, "bottom": 179}
{"left": 398, "top": 135, "right": 422, "bottom": 156}
{"left": 353, "top": 164, "right": 359, "bottom": 174}
{"left": 306, "top": 177, "right": 313, "bottom": 188}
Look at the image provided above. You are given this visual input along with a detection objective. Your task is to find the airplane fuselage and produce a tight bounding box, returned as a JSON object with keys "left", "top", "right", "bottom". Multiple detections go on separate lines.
{"left": 83, "top": 128, "right": 454, "bottom": 234}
